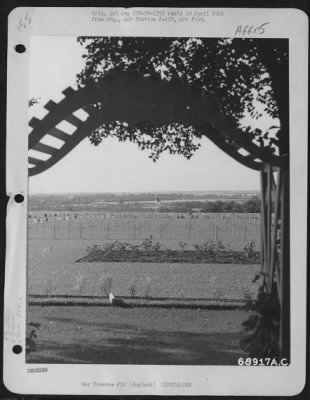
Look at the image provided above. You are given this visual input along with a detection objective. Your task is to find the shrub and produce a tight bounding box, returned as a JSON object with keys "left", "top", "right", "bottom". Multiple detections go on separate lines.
{"left": 194, "top": 240, "right": 217, "bottom": 256}
{"left": 142, "top": 236, "right": 153, "bottom": 250}
{"left": 86, "top": 244, "right": 101, "bottom": 255}
{"left": 26, "top": 322, "right": 41, "bottom": 355}
{"left": 100, "top": 274, "right": 113, "bottom": 297}
{"left": 244, "top": 240, "right": 256, "bottom": 258}
{"left": 152, "top": 242, "right": 160, "bottom": 251}
{"left": 45, "top": 278, "right": 55, "bottom": 296}
{"left": 240, "top": 285, "right": 280, "bottom": 359}
{"left": 217, "top": 240, "right": 226, "bottom": 251}
{"left": 242, "top": 286, "right": 253, "bottom": 301}
{"left": 178, "top": 241, "right": 187, "bottom": 251}
{"left": 74, "top": 273, "right": 88, "bottom": 295}
{"left": 129, "top": 279, "right": 138, "bottom": 297}
{"left": 209, "top": 275, "right": 217, "bottom": 296}
{"left": 144, "top": 277, "right": 152, "bottom": 298}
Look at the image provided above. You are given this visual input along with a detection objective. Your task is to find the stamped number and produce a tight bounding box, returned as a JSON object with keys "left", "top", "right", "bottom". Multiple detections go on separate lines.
{"left": 17, "top": 12, "right": 31, "bottom": 32}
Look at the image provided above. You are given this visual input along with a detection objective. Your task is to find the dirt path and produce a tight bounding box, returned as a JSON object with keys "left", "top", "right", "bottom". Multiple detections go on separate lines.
{"left": 27, "top": 306, "right": 249, "bottom": 365}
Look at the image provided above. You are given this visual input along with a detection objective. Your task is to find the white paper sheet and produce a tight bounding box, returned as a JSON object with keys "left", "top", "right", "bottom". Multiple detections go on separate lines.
{"left": 4, "top": 7, "right": 308, "bottom": 395}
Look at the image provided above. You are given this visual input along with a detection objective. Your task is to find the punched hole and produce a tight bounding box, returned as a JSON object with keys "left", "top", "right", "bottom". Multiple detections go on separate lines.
{"left": 14, "top": 194, "right": 24, "bottom": 203}
{"left": 12, "top": 345, "right": 23, "bottom": 354}
{"left": 15, "top": 44, "right": 26, "bottom": 53}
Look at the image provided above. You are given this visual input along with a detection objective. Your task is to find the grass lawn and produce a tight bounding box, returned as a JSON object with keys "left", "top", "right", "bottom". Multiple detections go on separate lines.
{"left": 28, "top": 240, "right": 260, "bottom": 299}
{"left": 27, "top": 238, "right": 258, "bottom": 365}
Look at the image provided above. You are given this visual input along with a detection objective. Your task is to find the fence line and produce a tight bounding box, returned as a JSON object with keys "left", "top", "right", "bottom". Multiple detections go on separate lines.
{"left": 28, "top": 213, "right": 261, "bottom": 249}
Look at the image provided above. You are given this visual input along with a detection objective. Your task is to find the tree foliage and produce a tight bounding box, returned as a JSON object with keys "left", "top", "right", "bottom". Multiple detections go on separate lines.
{"left": 160, "top": 198, "right": 261, "bottom": 214}
{"left": 76, "top": 37, "right": 288, "bottom": 161}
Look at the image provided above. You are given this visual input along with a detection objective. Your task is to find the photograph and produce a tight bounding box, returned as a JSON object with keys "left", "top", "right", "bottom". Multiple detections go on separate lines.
{"left": 26, "top": 35, "right": 290, "bottom": 366}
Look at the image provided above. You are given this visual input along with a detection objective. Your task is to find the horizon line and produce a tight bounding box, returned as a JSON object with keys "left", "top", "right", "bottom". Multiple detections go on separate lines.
{"left": 29, "top": 189, "right": 260, "bottom": 195}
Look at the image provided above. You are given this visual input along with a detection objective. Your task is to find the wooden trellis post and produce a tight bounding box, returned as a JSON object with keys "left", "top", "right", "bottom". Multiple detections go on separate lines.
{"left": 260, "top": 162, "right": 290, "bottom": 360}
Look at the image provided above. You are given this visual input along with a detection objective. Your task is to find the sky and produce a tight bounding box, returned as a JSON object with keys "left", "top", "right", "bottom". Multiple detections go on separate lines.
{"left": 28, "top": 36, "right": 266, "bottom": 194}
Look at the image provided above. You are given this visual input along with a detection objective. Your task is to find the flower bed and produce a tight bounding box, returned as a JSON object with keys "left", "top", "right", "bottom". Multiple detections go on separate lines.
{"left": 76, "top": 250, "right": 260, "bottom": 264}
{"left": 76, "top": 238, "right": 260, "bottom": 264}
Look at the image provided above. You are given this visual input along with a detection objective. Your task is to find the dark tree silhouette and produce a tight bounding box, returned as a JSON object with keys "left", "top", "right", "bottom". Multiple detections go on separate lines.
{"left": 76, "top": 37, "right": 288, "bottom": 161}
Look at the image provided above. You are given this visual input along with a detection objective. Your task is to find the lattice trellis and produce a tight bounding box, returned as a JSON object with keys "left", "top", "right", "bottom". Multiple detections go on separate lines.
{"left": 28, "top": 71, "right": 286, "bottom": 176}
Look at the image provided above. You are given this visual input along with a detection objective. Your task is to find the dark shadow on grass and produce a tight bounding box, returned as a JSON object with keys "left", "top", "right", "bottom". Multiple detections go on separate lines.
{"left": 28, "top": 327, "right": 244, "bottom": 365}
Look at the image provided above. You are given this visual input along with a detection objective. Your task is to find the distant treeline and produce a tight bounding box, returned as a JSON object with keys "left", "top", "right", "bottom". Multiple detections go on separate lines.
{"left": 160, "top": 199, "right": 261, "bottom": 213}
{"left": 29, "top": 197, "right": 261, "bottom": 213}
{"left": 29, "top": 191, "right": 259, "bottom": 206}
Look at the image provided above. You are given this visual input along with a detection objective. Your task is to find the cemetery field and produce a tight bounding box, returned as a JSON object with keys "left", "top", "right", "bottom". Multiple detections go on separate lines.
{"left": 28, "top": 211, "right": 261, "bottom": 251}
